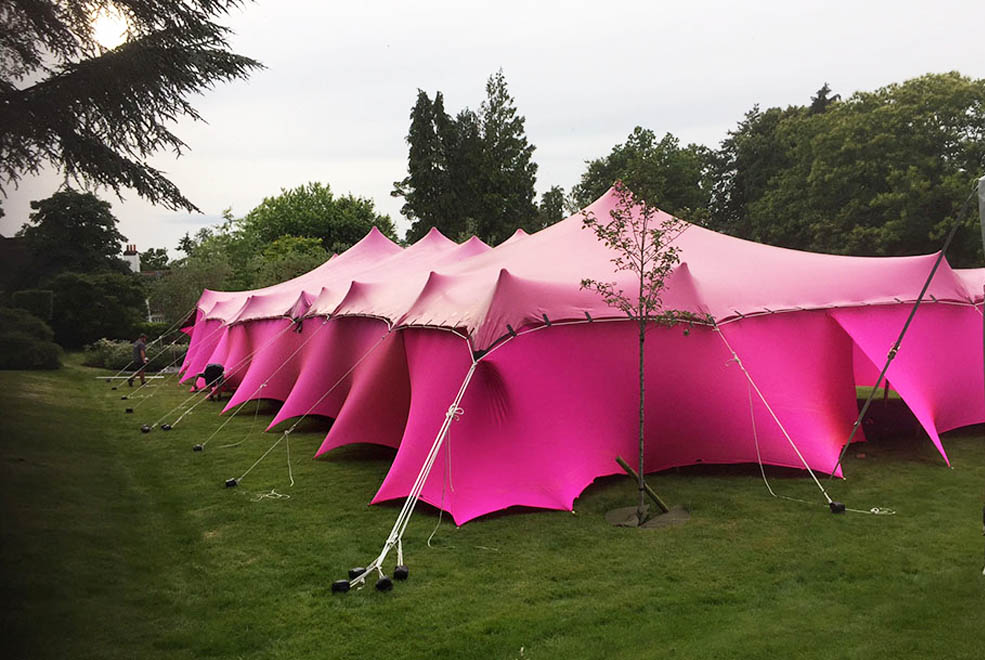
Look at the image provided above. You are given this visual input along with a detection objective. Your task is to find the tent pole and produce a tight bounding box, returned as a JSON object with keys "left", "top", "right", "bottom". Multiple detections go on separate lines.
{"left": 831, "top": 188, "right": 978, "bottom": 478}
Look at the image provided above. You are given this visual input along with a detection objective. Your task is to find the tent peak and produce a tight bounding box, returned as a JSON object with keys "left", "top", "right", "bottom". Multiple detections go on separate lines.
{"left": 406, "top": 227, "right": 457, "bottom": 251}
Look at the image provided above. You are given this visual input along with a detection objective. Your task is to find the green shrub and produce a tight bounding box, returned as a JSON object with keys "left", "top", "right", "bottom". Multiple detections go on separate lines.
{"left": 48, "top": 272, "right": 145, "bottom": 348}
{"left": 11, "top": 289, "right": 54, "bottom": 320}
{"left": 0, "top": 306, "right": 56, "bottom": 342}
{"left": 0, "top": 331, "right": 61, "bottom": 370}
{"left": 83, "top": 338, "right": 187, "bottom": 372}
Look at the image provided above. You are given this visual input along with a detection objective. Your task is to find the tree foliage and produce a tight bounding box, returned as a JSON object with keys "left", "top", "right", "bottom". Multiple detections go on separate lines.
{"left": 140, "top": 248, "right": 169, "bottom": 271}
{"left": 394, "top": 70, "right": 548, "bottom": 244}
{"left": 706, "top": 73, "right": 985, "bottom": 266}
{"left": 48, "top": 271, "right": 146, "bottom": 347}
{"left": 151, "top": 183, "right": 370, "bottom": 322}
{"left": 572, "top": 127, "right": 711, "bottom": 220}
{"left": 0, "top": 0, "right": 262, "bottom": 212}
{"left": 252, "top": 235, "right": 328, "bottom": 288}
{"left": 241, "top": 182, "right": 396, "bottom": 254}
{"left": 16, "top": 189, "right": 129, "bottom": 283}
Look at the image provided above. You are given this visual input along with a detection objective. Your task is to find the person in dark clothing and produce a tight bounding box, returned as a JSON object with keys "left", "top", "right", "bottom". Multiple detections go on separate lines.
{"left": 193, "top": 363, "right": 225, "bottom": 401}
{"left": 128, "top": 334, "right": 148, "bottom": 386}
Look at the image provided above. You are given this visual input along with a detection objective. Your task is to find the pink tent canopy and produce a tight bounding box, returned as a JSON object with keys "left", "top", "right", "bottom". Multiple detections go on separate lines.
{"left": 180, "top": 188, "right": 984, "bottom": 524}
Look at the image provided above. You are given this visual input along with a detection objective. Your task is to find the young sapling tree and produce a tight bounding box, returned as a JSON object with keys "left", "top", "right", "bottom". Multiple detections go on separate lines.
{"left": 581, "top": 181, "right": 698, "bottom": 524}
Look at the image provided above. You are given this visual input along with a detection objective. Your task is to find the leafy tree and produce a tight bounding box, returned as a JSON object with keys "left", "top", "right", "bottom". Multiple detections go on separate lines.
{"left": 394, "top": 70, "right": 542, "bottom": 244}
{"left": 149, "top": 251, "right": 234, "bottom": 325}
{"left": 809, "top": 82, "right": 840, "bottom": 114}
{"left": 48, "top": 271, "right": 146, "bottom": 347}
{"left": 533, "top": 185, "right": 567, "bottom": 231}
{"left": 705, "top": 103, "right": 812, "bottom": 246}
{"left": 475, "top": 69, "right": 539, "bottom": 241}
{"left": 17, "top": 189, "right": 128, "bottom": 283}
{"left": 240, "top": 182, "right": 397, "bottom": 254}
{"left": 0, "top": 1, "right": 262, "bottom": 212}
{"left": 252, "top": 235, "right": 328, "bottom": 288}
{"left": 176, "top": 208, "right": 259, "bottom": 290}
{"left": 392, "top": 91, "right": 457, "bottom": 242}
{"left": 572, "top": 127, "right": 711, "bottom": 220}
{"left": 140, "top": 248, "right": 169, "bottom": 271}
{"left": 581, "top": 181, "right": 698, "bottom": 524}
{"left": 709, "top": 73, "right": 985, "bottom": 266}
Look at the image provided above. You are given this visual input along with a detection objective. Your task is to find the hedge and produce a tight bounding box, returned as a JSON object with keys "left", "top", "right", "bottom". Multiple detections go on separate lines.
{"left": 0, "top": 330, "right": 62, "bottom": 370}
{"left": 11, "top": 289, "right": 54, "bottom": 321}
{"left": 83, "top": 338, "right": 188, "bottom": 372}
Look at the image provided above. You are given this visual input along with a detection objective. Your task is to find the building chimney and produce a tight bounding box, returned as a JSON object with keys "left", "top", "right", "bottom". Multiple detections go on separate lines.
{"left": 123, "top": 244, "right": 140, "bottom": 273}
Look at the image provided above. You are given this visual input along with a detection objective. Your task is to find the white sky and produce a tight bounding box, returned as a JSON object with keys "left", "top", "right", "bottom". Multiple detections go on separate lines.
{"left": 2, "top": 0, "right": 983, "bottom": 255}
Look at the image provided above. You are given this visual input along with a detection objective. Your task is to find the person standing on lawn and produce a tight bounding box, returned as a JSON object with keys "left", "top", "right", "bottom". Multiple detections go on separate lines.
{"left": 128, "top": 333, "right": 148, "bottom": 386}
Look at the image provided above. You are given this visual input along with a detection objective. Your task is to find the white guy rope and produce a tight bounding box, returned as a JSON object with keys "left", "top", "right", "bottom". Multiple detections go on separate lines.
{"left": 151, "top": 324, "right": 293, "bottom": 429}
{"left": 197, "top": 320, "right": 328, "bottom": 449}
{"left": 714, "top": 325, "right": 835, "bottom": 505}
{"left": 126, "top": 336, "right": 195, "bottom": 405}
{"left": 745, "top": 381, "right": 894, "bottom": 515}
{"left": 107, "top": 306, "right": 196, "bottom": 381}
{"left": 216, "top": 398, "right": 263, "bottom": 449}
{"left": 350, "top": 357, "right": 479, "bottom": 587}
{"left": 225, "top": 330, "right": 392, "bottom": 486}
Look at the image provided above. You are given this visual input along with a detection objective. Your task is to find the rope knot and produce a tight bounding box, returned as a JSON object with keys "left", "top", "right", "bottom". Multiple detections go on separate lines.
{"left": 446, "top": 404, "right": 464, "bottom": 421}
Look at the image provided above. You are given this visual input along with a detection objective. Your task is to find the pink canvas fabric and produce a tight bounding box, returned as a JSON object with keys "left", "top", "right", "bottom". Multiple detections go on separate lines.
{"left": 180, "top": 187, "right": 983, "bottom": 522}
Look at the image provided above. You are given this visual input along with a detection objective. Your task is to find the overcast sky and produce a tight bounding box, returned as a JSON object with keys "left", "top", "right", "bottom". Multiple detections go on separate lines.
{"left": 2, "top": 0, "right": 984, "bottom": 254}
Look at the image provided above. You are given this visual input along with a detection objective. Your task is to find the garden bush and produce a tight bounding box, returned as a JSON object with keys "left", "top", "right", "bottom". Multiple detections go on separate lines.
{"left": 0, "top": 309, "right": 62, "bottom": 369}
{"left": 11, "top": 289, "right": 54, "bottom": 321}
{"left": 0, "top": 306, "right": 56, "bottom": 342}
{"left": 83, "top": 338, "right": 187, "bottom": 372}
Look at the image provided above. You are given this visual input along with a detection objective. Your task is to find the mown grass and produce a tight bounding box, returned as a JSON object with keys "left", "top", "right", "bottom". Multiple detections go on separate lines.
{"left": 1, "top": 355, "right": 984, "bottom": 659}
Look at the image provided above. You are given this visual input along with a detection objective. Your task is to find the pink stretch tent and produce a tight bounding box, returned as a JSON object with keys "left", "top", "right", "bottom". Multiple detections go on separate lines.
{"left": 181, "top": 188, "right": 984, "bottom": 524}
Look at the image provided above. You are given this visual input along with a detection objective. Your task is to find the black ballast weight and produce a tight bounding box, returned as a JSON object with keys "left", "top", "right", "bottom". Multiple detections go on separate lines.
{"left": 348, "top": 567, "right": 366, "bottom": 580}
{"left": 140, "top": 424, "right": 151, "bottom": 433}
{"left": 225, "top": 478, "right": 238, "bottom": 488}
{"left": 193, "top": 444, "right": 203, "bottom": 452}
{"left": 161, "top": 424, "right": 172, "bottom": 431}
{"left": 375, "top": 576, "right": 393, "bottom": 592}
{"left": 829, "top": 501, "right": 846, "bottom": 514}
{"left": 394, "top": 565, "right": 409, "bottom": 581}
{"left": 125, "top": 408, "right": 133, "bottom": 414}
{"left": 331, "top": 580, "right": 350, "bottom": 594}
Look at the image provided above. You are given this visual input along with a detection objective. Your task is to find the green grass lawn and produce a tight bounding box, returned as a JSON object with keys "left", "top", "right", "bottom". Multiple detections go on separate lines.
{"left": 2, "top": 356, "right": 984, "bottom": 659}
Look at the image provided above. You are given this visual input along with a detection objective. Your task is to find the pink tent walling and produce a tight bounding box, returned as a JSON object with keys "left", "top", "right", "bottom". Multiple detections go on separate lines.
{"left": 181, "top": 188, "right": 984, "bottom": 526}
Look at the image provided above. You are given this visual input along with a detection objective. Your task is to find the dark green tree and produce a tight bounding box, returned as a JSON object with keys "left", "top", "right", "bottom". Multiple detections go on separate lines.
{"left": 17, "top": 190, "right": 129, "bottom": 283}
{"left": 48, "top": 271, "right": 146, "bottom": 347}
{"left": 393, "top": 71, "right": 542, "bottom": 245}
{"left": 0, "top": 1, "right": 262, "bottom": 212}
{"left": 710, "top": 73, "right": 985, "bottom": 266}
{"left": 392, "top": 91, "right": 454, "bottom": 243}
{"left": 475, "top": 69, "right": 539, "bottom": 241}
{"left": 240, "top": 182, "right": 397, "bottom": 254}
{"left": 140, "top": 248, "right": 169, "bottom": 271}
{"left": 533, "top": 185, "right": 567, "bottom": 231}
{"left": 251, "top": 235, "right": 328, "bottom": 288}
{"left": 808, "top": 82, "right": 840, "bottom": 114}
{"left": 706, "top": 104, "right": 803, "bottom": 240}
{"left": 572, "top": 127, "right": 711, "bottom": 220}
